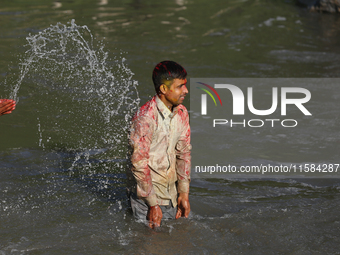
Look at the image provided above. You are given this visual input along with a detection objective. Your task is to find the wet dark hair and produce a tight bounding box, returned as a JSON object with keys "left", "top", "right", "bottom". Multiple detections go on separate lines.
{"left": 152, "top": 60, "right": 187, "bottom": 93}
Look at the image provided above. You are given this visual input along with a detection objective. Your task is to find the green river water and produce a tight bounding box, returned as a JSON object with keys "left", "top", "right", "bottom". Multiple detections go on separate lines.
{"left": 0, "top": 0, "right": 339, "bottom": 254}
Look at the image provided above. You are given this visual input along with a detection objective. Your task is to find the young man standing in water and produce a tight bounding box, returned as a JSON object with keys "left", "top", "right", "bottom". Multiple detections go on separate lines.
{"left": 128, "top": 60, "right": 191, "bottom": 228}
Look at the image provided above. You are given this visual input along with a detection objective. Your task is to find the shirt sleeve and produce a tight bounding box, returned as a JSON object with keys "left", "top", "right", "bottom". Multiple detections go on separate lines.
{"left": 129, "top": 115, "right": 158, "bottom": 206}
{"left": 175, "top": 109, "right": 192, "bottom": 194}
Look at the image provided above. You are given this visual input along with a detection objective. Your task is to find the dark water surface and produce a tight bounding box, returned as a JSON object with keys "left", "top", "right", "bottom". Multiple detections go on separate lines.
{"left": 0, "top": 0, "right": 340, "bottom": 254}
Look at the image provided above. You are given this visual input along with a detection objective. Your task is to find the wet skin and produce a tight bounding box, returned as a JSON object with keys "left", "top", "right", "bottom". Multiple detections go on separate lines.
{"left": 0, "top": 99, "right": 16, "bottom": 116}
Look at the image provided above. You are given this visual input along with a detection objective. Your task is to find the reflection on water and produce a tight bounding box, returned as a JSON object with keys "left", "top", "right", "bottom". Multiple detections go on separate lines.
{"left": 0, "top": 0, "right": 339, "bottom": 253}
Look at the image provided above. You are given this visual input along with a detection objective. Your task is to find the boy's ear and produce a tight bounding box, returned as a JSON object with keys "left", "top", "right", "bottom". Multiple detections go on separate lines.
{"left": 159, "top": 84, "right": 168, "bottom": 94}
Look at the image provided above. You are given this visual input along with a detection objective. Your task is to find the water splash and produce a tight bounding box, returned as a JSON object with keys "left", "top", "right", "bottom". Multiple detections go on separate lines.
{"left": 9, "top": 19, "right": 140, "bottom": 175}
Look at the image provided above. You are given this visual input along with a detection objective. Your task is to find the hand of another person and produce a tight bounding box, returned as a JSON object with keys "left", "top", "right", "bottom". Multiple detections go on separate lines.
{"left": 147, "top": 205, "right": 163, "bottom": 229}
{"left": 0, "top": 99, "right": 16, "bottom": 116}
{"left": 176, "top": 193, "right": 190, "bottom": 219}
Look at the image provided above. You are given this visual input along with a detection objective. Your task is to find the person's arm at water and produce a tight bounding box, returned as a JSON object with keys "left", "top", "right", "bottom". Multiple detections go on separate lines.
{"left": 175, "top": 108, "right": 192, "bottom": 219}
{"left": 129, "top": 114, "right": 162, "bottom": 228}
{"left": 0, "top": 99, "right": 16, "bottom": 116}
{"left": 147, "top": 204, "right": 162, "bottom": 228}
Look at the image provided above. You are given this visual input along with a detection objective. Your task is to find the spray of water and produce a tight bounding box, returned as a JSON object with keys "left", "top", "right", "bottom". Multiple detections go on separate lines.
{"left": 8, "top": 20, "right": 140, "bottom": 179}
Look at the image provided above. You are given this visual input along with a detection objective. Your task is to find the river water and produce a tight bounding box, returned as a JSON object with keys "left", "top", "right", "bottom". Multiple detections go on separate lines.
{"left": 0, "top": 0, "right": 339, "bottom": 254}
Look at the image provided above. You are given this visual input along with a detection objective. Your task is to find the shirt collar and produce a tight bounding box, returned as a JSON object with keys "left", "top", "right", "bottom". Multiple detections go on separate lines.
{"left": 155, "top": 95, "right": 179, "bottom": 119}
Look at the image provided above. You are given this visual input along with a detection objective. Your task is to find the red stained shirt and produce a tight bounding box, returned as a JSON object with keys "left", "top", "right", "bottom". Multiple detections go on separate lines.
{"left": 129, "top": 95, "right": 191, "bottom": 207}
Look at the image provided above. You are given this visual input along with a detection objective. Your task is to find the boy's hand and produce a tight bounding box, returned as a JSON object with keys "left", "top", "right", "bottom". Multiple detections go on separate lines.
{"left": 147, "top": 205, "right": 163, "bottom": 228}
{"left": 0, "top": 99, "right": 16, "bottom": 116}
{"left": 176, "top": 193, "right": 190, "bottom": 219}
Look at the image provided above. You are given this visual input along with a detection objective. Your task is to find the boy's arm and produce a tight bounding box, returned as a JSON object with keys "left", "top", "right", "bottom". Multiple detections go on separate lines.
{"left": 129, "top": 116, "right": 158, "bottom": 207}
{"left": 175, "top": 109, "right": 191, "bottom": 218}
{"left": 175, "top": 109, "right": 191, "bottom": 194}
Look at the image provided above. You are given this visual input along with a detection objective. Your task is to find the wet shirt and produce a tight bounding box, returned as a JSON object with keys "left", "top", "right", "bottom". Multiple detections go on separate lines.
{"left": 129, "top": 95, "right": 191, "bottom": 207}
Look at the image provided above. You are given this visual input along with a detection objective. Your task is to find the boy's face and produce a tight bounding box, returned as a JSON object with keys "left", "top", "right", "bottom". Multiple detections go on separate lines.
{"left": 162, "top": 78, "right": 188, "bottom": 108}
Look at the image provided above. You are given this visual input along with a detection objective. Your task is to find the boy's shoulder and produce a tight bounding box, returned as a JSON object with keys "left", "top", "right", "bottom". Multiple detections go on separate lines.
{"left": 132, "top": 96, "right": 157, "bottom": 122}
